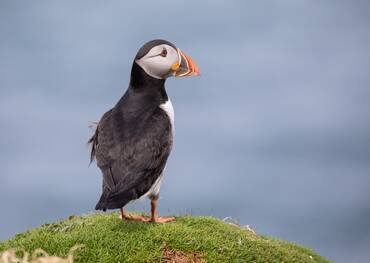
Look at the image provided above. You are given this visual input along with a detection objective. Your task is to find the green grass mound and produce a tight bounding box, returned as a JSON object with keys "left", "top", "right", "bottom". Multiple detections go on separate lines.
{"left": 0, "top": 213, "right": 329, "bottom": 262}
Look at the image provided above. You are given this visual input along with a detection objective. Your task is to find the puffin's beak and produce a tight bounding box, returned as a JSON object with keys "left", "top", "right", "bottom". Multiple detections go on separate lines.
{"left": 172, "top": 49, "right": 200, "bottom": 77}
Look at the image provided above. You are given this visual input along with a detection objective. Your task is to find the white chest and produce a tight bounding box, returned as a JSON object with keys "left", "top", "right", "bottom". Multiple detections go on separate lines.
{"left": 159, "top": 99, "right": 175, "bottom": 134}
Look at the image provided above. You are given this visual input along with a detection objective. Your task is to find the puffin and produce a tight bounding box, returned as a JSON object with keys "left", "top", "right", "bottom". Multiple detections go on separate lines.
{"left": 89, "top": 39, "right": 200, "bottom": 223}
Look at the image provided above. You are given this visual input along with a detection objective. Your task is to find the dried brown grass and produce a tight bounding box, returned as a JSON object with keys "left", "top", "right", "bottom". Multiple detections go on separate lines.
{"left": 163, "top": 247, "right": 202, "bottom": 263}
{"left": 0, "top": 245, "right": 83, "bottom": 263}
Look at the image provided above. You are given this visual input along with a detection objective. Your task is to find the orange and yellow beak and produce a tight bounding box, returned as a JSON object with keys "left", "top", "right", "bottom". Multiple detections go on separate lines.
{"left": 171, "top": 49, "right": 200, "bottom": 77}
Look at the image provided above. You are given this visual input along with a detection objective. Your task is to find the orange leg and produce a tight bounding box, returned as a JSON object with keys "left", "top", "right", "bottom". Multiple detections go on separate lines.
{"left": 150, "top": 199, "right": 175, "bottom": 223}
{"left": 119, "top": 208, "right": 149, "bottom": 222}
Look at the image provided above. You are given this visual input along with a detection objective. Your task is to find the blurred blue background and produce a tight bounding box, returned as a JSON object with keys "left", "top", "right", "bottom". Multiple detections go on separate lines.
{"left": 1, "top": 1, "right": 369, "bottom": 262}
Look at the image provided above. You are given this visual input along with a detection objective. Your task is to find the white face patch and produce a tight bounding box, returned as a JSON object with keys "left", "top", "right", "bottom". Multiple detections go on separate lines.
{"left": 135, "top": 44, "right": 179, "bottom": 79}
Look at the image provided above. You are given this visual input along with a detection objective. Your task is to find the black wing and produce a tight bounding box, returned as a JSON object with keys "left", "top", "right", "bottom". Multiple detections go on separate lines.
{"left": 92, "top": 106, "right": 172, "bottom": 210}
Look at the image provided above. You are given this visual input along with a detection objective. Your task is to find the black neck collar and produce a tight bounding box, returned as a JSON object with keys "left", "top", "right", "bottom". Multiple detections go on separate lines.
{"left": 129, "top": 62, "right": 165, "bottom": 90}
{"left": 127, "top": 62, "right": 168, "bottom": 103}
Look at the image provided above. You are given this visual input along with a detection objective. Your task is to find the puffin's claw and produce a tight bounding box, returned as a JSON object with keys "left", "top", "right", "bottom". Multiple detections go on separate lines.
{"left": 119, "top": 212, "right": 150, "bottom": 222}
{"left": 150, "top": 216, "right": 176, "bottom": 223}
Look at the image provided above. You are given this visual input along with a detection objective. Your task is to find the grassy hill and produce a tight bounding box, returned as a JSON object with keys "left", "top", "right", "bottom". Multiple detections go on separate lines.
{"left": 0, "top": 212, "right": 329, "bottom": 262}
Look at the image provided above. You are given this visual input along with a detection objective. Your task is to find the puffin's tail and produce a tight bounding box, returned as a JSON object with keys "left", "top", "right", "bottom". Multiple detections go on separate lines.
{"left": 95, "top": 190, "right": 109, "bottom": 211}
{"left": 95, "top": 188, "right": 132, "bottom": 211}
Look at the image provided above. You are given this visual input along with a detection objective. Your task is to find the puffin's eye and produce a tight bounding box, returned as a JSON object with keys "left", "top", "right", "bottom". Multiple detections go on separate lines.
{"left": 160, "top": 48, "right": 167, "bottom": 57}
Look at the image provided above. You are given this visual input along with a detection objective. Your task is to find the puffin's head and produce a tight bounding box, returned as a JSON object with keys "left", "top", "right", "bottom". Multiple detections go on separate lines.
{"left": 134, "top": 39, "right": 200, "bottom": 80}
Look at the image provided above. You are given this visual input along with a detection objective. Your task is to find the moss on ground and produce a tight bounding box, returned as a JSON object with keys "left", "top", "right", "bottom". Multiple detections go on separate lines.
{"left": 0, "top": 213, "right": 329, "bottom": 262}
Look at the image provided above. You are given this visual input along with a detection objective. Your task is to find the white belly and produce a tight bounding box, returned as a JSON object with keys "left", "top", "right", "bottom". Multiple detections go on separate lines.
{"left": 160, "top": 99, "right": 175, "bottom": 135}
{"left": 145, "top": 173, "right": 164, "bottom": 200}
{"left": 142, "top": 99, "right": 175, "bottom": 200}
